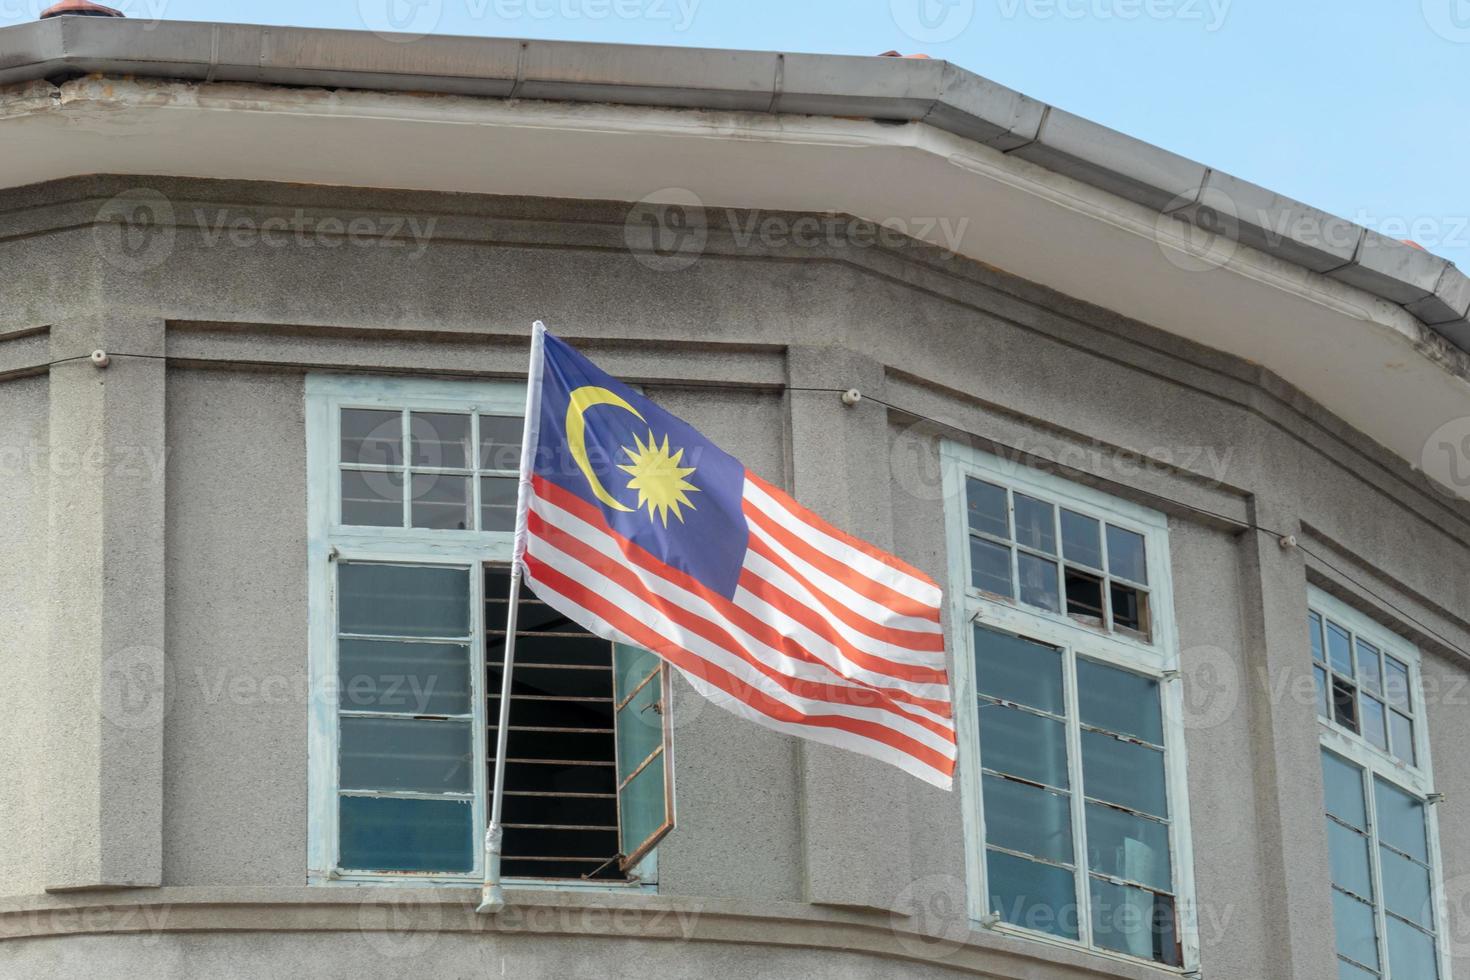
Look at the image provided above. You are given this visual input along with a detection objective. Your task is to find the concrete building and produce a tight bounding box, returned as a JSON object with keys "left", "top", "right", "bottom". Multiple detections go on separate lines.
{"left": 2, "top": 10, "right": 1468, "bottom": 980}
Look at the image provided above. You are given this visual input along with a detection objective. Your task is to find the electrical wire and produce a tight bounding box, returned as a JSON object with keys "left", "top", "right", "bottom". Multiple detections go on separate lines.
{"left": 32, "top": 353, "right": 1470, "bottom": 659}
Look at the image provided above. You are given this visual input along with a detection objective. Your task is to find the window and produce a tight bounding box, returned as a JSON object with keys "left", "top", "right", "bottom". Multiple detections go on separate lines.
{"left": 307, "top": 375, "right": 674, "bottom": 886}
{"left": 1309, "top": 589, "right": 1447, "bottom": 979}
{"left": 965, "top": 477, "right": 1154, "bottom": 640}
{"left": 1310, "top": 609, "right": 1420, "bottom": 767}
{"left": 942, "top": 444, "right": 1196, "bottom": 971}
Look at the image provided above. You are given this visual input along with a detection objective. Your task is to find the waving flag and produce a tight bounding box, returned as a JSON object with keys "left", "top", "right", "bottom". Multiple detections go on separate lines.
{"left": 513, "top": 323, "right": 956, "bottom": 788}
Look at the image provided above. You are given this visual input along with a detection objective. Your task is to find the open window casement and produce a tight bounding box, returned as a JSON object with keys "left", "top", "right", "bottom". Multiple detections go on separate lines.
{"left": 613, "top": 643, "right": 675, "bottom": 875}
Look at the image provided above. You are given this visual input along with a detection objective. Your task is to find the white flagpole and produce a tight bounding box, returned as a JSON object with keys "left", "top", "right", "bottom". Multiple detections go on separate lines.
{"left": 479, "top": 320, "right": 548, "bottom": 915}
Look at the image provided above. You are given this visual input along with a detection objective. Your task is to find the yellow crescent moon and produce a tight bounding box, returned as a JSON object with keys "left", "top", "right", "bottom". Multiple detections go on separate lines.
{"left": 566, "top": 386, "right": 644, "bottom": 512}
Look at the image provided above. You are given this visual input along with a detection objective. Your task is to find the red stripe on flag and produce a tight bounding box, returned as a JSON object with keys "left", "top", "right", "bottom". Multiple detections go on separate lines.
{"left": 744, "top": 470, "right": 941, "bottom": 588}
{"left": 532, "top": 475, "right": 949, "bottom": 688}
{"left": 744, "top": 534, "right": 946, "bottom": 653}
{"left": 528, "top": 508, "right": 956, "bottom": 741}
{"left": 742, "top": 500, "right": 940, "bottom": 622}
{"left": 521, "top": 553, "right": 957, "bottom": 780}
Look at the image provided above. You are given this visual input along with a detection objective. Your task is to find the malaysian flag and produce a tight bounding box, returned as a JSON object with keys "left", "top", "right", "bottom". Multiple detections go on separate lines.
{"left": 510, "top": 323, "right": 956, "bottom": 789}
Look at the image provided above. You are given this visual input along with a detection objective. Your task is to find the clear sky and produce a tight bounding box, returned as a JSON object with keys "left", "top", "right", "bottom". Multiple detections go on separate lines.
{"left": 12, "top": 0, "right": 1469, "bottom": 269}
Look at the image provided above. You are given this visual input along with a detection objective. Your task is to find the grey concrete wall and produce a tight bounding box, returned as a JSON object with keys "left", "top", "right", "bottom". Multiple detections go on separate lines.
{"left": 161, "top": 369, "right": 310, "bottom": 887}
{"left": 1, "top": 175, "right": 1468, "bottom": 978}
{"left": 0, "top": 374, "right": 50, "bottom": 898}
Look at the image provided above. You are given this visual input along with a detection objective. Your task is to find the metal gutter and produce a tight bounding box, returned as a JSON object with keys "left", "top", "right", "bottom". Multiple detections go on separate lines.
{"left": 1, "top": 15, "right": 1467, "bottom": 350}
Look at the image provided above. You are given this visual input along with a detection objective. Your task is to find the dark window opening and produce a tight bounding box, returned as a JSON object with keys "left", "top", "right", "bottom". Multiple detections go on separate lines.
{"left": 486, "top": 566, "right": 631, "bottom": 882}
{"left": 1331, "top": 676, "right": 1360, "bottom": 734}
{"left": 1064, "top": 568, "right": 1106, "bottom": 624}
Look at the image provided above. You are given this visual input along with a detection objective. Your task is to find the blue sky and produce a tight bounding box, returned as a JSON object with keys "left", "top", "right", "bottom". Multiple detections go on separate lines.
{"left": 14, "top": 0, "right": 1470, "bottom": 268}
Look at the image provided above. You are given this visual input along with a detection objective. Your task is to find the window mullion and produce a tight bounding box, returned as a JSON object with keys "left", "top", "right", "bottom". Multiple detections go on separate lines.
{"left": 1364, "top": 768, "right": 1391, "bottom": 979}
{"left": 1098, "top": 534, "right": 1115, "bottom": 633}
{"left": 470, "top": 412, "right": 483, "bottom": 533}
{"left": 1006, "top": 489, "right": 1021, "bottom": 602}
{"left": 399, "top": 410, "right": 412, "bottom": 528}
{"left": 472, "top": 563, "right": 488, "bottom": 877}
{"left": 1062, "top": 644, "right": 1092, "bottom": 949}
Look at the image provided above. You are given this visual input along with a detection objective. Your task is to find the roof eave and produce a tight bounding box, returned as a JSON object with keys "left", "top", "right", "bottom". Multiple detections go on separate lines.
{"left": 1, "top": 15, "right": 1467, "bottom": 348}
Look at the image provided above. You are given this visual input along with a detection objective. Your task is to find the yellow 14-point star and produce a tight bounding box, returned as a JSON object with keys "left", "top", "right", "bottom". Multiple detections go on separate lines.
{"left": 618, "top": 430, "right": 699, "bottom": 527}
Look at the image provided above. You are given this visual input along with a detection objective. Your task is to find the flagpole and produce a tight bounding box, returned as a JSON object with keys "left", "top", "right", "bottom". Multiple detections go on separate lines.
{"left": 479, "top": 319, "right": 548, "bottom": 915}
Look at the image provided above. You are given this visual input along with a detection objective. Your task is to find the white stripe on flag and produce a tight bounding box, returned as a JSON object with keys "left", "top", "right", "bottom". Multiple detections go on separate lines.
{"left": 523, "top": 479, "right": 956, "bottom": 788}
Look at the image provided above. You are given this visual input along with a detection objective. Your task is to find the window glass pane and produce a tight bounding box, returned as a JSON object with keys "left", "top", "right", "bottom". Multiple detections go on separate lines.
{"left": 1089, "top": 878, "right": 1179, "bottom": 966}
{"left": 1338, "top": 959, "right": 1377, "bottom": 980}
{"left": 1314, "top": 666, "right": 1331, "bottom": 720}
{"left": 1332, "top": 677, "right": 1360, "bottom": 733}
{"left": 1310, "top": 611, "right": 1325, "bottom": 663}
{"left": 1390, "top": 712, "right": 1416, "bottom": 767}
{"left": 1077, "top": 658, "right": 1163, "bottom": 745}
{"left": 1013, "top": 494, "right": 1056, "bottom": 554}
{"left": 1321, "top": 752, "right": 1367, "bottom": 831}
{"left": 338, "top": 639, "right": 471, "bottom": 715}
{"left": 1327, "top": 819, "right": 1373, "bottom": 899}
{"left": 1081, "top": 731, "right": 1167, "bottom": 818}
{"left": 341, "top": 469, "right": 404, "bottom": 527}
{"left": 1109, "top": 583, "right": 1149, "bottom": 636}
{"left": 1331, "top": 889, "right": 1380, "bottom": 970}
{"left": 1327, "top": 622, "right": 1354, "bottom": 676}
{"left": 339, "top": 717, "right": 473, "bottom": 793}
{"left": 1385, "top": 657, "right": 1412, "bottom": 712}
{"left": 480, "top": 414, "right": 523, "bottom": 471}
{"left": 973, "top": 626, "right": 1065, "bottom": 715}
{"left": 338, "top": 563, "right": 471, "bottom": 638}
{"left": 619, "top": 760, "right": 670, "bottom": 869}
{"left": 985, "top": 850, "right": 1079, "bottom": 940}
{"left": 1374, "top": 779, "right": 1429, "bottom": 863}
{"left": 411, "top": 474, "right": 471, "bottom": 530}
{"left": 1360, "top": 695, "right": 1388, "bottom": 752}
{"left": 1358, "top": 640, "right": 1382, "bottom": 695}
{"left": 978, "top": 702, "right": 1070, "bottom": 789}
{"left": 982, "top": 775, "right": 1074, "bottom": 865}
{"left": 1061, "top": 510, "right": 1102, "bottom": 569}
{"left": 966, "top": 478, "right": 1009, "bottom": 539}
{"left": 970, "top": 537, "right": 1013, "bottom": 597}
{"left": 614, "top": 650, "right": 662, "bottom": 786}
{"left": 1386, "top": 915, "right": 1439, "bottom": 980}
{"left": 1017, "top": 552, "right": 1060, "bottom": 612}
{"left": 1380, "top": 846, "right": 1433, "bottom": 928}
{"left": 481, "top": 476, "right": 519, "bottom": 532}
{"left": 1105, "top": 525, "right": 1148, "bottom": 584}
{"left": 1085, "top": 804, "right": 1172, "bottom": 892}
{"left": 339, "top": 795, "right": 472, "bottom": 873}
{"left": 410, "top": 412, "right": 471, "bottom": 469}
{"left": 1063, "top": 568, "right": 1105, "bottom": 623}
{"left": 341, "top": 408, "right": 402, "bottom": 467}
